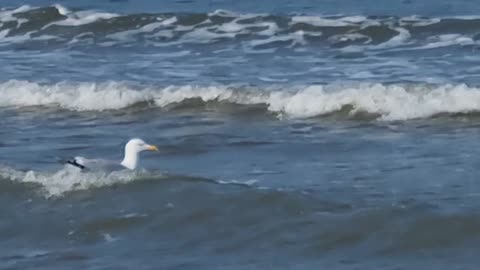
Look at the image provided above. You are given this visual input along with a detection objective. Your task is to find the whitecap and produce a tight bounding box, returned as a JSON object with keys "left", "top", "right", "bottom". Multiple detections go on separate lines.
{"left": 0, "top": 80, "right": 151, "bottom": 111}
{"left": 3, "top": 80, "right": 480, "bottom": 121}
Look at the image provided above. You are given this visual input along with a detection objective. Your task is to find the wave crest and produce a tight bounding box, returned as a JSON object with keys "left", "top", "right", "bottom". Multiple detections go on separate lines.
{"left": 0, "top": 80, "right": 150, "bottom": 111}
{"left": 3, "top": 80, "right": 480, "bottom": 121}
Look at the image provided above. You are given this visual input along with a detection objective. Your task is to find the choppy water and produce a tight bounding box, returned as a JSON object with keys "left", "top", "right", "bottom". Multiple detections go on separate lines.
{"left": 2, "top": 1, "right": 480, "bottom": 269}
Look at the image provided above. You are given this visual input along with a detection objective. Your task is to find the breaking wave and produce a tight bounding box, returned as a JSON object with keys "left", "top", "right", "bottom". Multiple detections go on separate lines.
{"left": 0, "top": 165, "right": 145, "bottom": 197}
{"left": 0, "top": 164, "right": 256, "bottom": 198}
{"left": 3, "top": 80, "right": 480, "bottom": 121}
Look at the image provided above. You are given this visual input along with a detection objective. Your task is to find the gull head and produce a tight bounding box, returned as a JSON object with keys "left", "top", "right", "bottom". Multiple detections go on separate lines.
{"left": 121, "top": 138, "right": 158, "bottom": 170}
{"left": 125, "top": 138, "right": 159, "bottom": 153}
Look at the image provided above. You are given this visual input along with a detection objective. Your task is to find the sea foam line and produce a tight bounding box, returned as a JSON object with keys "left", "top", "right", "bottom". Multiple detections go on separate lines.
{"left": 2, "top": 80, "right": 480, "bottom": 120}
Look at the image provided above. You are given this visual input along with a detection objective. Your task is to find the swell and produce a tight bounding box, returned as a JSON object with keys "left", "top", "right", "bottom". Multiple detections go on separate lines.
{"left": 1, "top": 5, "right": 480, "bottom": 50}
{"left": 2, "top": 167, "right": 478, "bottom": 257}
{"left": 4, "top": 80, "right": 480, "bottom": 121}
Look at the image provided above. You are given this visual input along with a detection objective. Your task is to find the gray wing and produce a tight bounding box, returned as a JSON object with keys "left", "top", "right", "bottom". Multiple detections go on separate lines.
{"left": 66, "top": 157, "right": 127, "bottom": 172}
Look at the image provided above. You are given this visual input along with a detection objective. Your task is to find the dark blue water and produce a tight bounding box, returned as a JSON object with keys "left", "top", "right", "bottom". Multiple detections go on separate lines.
{"left": 2, "top": 1, "right": 480, "bottom": 269}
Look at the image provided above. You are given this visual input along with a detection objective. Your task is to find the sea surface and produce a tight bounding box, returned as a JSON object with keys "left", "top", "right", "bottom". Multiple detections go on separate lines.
{"left": 1, "top": 0, "right": 480, "bottom": 269}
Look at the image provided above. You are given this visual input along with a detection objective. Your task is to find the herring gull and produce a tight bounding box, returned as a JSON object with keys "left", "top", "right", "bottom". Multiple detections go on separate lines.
{"left": 66, "top": 138, "right": 158, "bottom": 171}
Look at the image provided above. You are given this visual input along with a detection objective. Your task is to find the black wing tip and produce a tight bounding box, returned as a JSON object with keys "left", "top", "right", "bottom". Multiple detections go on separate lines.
{"left": 66, "top": 159, "right": 86, "bottom": 170}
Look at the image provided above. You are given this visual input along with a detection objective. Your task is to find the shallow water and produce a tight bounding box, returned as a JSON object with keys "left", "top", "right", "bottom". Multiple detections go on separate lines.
{"left": 2, "top": 1, "right": 480, "bottom": 269}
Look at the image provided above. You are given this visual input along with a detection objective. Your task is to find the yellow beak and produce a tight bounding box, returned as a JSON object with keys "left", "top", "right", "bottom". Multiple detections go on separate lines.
{"left": 147, "top": 145, "right": 159, "bottom": 151}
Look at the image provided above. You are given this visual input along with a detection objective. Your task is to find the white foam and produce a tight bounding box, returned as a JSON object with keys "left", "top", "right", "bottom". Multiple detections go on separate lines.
{"left": 0, "top": 5, "right": 35, "bottom": 42}
{"left": 216, "top": 179, "right": 258, "bottom": 186}
{"left": 153, "top": 85, "right": 235, "bottom": 106}
{"left": 416, "top": 34, "right": 475, "bottom": 50}
{"left": 256, "top": 22, "right": 280, "bottom": 36}
{"left": 0, "top": 5, "right": 33, "bottom": 22}
{"left": 107, "top": 17, "right": 178, "bottom": 41}
{"left": 247, "top": 29, "right": 305, "bottom": 50}
{"left": 31, "top": 34, "right": 58, "bottom": 41}
{"left": 0, "top": 80, "right": 150, "bottom": 111}
{"left": 159, "top": 16, "right": 178, "bottom": 26}
{"left": 4, "top": 80, "right": 480, "bottom": 121}
{"left": 268, "top": 84, "right": 480, "bottom": 120}
{"left": 249, "top": 33, "right": 305, "bottom": 48}
{"left": 53, "top": 4, "right": 70, "bottom": 16}
{"left": 136, "top": 20, "right": 173, "bottom": 33}
{"left": 400, "top": 16, "right": 442, "bottom": 27}
{"left": 451, "top": 15, "right": 480, "bottom": 20}
{"left": 328, "top": 33, "right": 370, "bottom": 43}
{"left": 0, "top": 165, "right": 144, "bottom": 198}
{"left": 342, "top": 16, "right": 368, "bottom": 24}
{"left": 0, "top": 30, "right": 39, "bottom": 46}
{"left": 153, "top": 83, "right": 480, "bottom": 121}
{"left": 341, "top": 27, "right": 411, "bottom": 52}
{"left": 386, "top": 34, "right": 477, "bottom": 52}
{"left": 210, "top": 9, "right": 238, "bottom": 17}
{"left": 206, "top": 18, "right": 279, "bottom": 38}
{"left": 54, "top": 11, "right": 118, "bottom": 26}
{"left": 0, "top": 163, "right": 260, "bottom": 198}
{"left": 39, "top": 5, "right": 118, "bottom": 29}
{"left": 181, "top": 28, "right": 237, "bottom": 43}
{"left": 291, "top": 16, "right": 355, "bottom": 27}
{"left": 376, "top": 27, "right": 411, "bottom": 49}
{"left": 217, "top": 20, "right": 247, "bottom": 33}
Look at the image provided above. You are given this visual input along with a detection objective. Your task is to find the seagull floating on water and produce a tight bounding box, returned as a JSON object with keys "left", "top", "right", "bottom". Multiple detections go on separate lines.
{"left": 66, "top": 138, "right": 158, "bottom": 171}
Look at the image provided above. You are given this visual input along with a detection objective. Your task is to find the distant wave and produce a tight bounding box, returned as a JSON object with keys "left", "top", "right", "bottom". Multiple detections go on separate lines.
{"left": 1, "top": 4, "right": 480, "bottom": 51}
{"left": 3, "top": 80, "right": 480, "bottom": 121}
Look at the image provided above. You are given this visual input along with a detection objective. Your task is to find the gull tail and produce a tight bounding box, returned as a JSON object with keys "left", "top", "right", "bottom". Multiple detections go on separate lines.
{"left": 65, "top": 158, "right": 86, "bottom": 170}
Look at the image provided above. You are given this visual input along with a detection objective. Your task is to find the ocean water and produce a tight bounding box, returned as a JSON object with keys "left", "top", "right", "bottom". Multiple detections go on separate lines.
{"left": 2, "top": 0, "right": 480, "bottom": 269}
